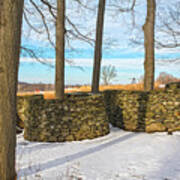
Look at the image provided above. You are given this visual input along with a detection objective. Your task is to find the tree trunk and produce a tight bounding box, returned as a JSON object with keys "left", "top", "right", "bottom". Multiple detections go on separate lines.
{"left": 0, "top": 1, "right": 24, "bottom": 180}
{"left": 92, "top": 0, "right": 106, "bottom": 93}
{"left": 55, "top": 0, "right": 65, "bottom": 100}
{"left": 143, "top": 0, "right": 156, "bottom": 91}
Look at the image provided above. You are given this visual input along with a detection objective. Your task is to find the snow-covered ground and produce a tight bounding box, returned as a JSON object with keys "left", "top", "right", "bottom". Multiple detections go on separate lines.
{"left": 16, "top": 127, "right": 180, "bottom": 180}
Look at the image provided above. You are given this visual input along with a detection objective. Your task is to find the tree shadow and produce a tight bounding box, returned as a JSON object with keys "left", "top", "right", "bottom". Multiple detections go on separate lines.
{"left": 17, "top": 142, "right": 62, "bottom": 155}
{"left": 18, "top": 132, "right": 139, "bottom": 178}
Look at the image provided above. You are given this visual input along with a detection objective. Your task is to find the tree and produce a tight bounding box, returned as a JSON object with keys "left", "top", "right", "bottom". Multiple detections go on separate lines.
{"left": 55, "top": 0, "right": 65, "bottom": 99}
{"left": 143, "top": 0, "right": 156, "bottom": 91}
{"left": 101, "top": 65, "right": 117, "bottom": 85}
{"left": 24, "top": 0, "right": 95, "bottom": 98}
{"left": 0, "top": 1, "right": 24, "bottom": 179}
{"left": 23, "top": 0, "right": 95, "bottom": 61}
{"left": 156, "top": 72, "right": 179, "bottom": 84}
{"left": 92, "top": 0, "right": 106, "bottom": 93}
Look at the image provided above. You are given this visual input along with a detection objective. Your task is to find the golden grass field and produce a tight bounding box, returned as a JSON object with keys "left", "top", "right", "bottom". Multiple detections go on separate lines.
{"left": 17, "top": 83, "right": 162, "bottom": 99}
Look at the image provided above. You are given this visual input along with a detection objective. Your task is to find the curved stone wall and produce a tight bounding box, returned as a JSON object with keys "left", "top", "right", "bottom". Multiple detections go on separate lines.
{"left": 18, "top": 94, "right": 109, "bottom": 142}
{"left": 165, "top": 82, "right": 180, "bottom": 91}
{"left": 104, "top": 88, "right": 180, "bottom": 133}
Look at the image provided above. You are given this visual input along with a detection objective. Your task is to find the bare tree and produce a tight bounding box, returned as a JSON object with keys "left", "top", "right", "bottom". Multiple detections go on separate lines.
{"left": 92, "top": 0, "right": 106, "bottom": 93}
{"left": 23, "top": 0, "right": 95, "bottom": 55}
{"left": 156, "top": 72, "right": 179, "bottom": 84}
{"left": 129, "top": 1, "right": 180, "bottom": 66}
{"left": 0, "top": 1, "right": 24, "bottom": 179}
{"left": 143, "top": 0, "right": 156, "bottom": 91}
{"left": 23, "top": 0, "right": 95, "bottom": 97}
{"left": 55, "top": 0, "right": 65, "bottom": 99}
{"left": 101, "top": 65, "right": 117, "bottom": 85}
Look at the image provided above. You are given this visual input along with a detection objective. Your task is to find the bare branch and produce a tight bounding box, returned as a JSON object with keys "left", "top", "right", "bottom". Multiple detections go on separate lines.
{"left": 21, "top": 46, "right": 54, "bottom": 68}
{"left": 29, "top": 0, "right": 55, "bottom": 47}
{"left": 23, "top": 10, "right": 42, "bottom": 34}
{"left": 108, "top": 0, "right": 136, "bottom": 12}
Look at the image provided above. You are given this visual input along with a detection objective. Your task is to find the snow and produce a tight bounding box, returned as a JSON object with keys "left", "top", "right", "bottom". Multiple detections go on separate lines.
{"left": 16, "top": 127, "right": 180, "bottom": 180}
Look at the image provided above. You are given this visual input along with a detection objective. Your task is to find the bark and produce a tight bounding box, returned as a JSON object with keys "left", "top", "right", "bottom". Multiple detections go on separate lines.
{"left": 143, "top": 0, "right": 156, "bottom": 91}
{"left": 0, "top": 1, "right": 24, "bottom": 179}
{"left": 55, "top": 0, "right": 65, "bottom": 100}
{"left": 92, "top": 0, "right": 106, "bottom": 93}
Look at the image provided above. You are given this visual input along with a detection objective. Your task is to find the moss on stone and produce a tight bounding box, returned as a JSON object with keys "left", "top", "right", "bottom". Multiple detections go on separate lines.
{"left": 17, "top": 93, "right": 109, "bottom": 142}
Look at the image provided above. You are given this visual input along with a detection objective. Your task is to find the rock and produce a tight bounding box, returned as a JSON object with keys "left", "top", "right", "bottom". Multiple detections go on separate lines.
{"left": 146, "top": 123, "right": 166, "bottom": 133}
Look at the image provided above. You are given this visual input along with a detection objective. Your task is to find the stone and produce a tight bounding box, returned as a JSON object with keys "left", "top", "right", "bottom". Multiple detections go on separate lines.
{"left": 66, "top": 135, "right": 74, "bottom": 141}
{"left": 146, "top": 123, "right": 166, "bottom": 133}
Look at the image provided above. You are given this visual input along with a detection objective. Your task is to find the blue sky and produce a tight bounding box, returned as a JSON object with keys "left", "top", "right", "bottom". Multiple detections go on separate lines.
{"left": 19, "top": 0, "right": 180, "bottom": 85}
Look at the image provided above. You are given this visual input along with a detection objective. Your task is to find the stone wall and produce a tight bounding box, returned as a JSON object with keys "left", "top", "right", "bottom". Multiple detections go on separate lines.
{"left": 17, "top": 82, "right": 180, "bottom": 142}
{"left": 104, "top": 90, "right": 148, "bottom": 132}
{"left": 17, "top": 94, "right": 109, "bottom": 142}
{"left": 165, "top": 81, "right": 180, "bottom": 91}
{"left": 17, "top": 95, "right": 44, "bottom": 125}
{"left": 104, "top": 87, "right": 180, "bottom": 133}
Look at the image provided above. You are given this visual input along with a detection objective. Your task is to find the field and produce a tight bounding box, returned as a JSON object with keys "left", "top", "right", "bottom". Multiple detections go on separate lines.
{"left": 17, "top": 83, "right": 161, "bottom": 99}
{"left": 16, "top": 127, "right": 180, "bottom": 180}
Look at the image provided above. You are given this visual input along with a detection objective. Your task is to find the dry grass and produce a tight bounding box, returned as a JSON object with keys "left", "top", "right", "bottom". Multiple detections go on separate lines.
{"left": 79, "top": 83, "right": 145, "bottom": 92}
{"left": 17, "top": 83, "right": 161, "bottom": 99}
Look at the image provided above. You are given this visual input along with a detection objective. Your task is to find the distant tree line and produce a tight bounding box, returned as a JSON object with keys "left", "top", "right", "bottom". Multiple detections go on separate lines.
{"left": 17, "top": 82, "right": 87, "bottom": 92}
{"left": 156, "top": 72, "right": 179, "bottom": 85}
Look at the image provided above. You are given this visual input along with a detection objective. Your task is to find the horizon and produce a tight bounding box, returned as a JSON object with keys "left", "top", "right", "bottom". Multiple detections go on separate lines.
{"left": 19, "top": 47, "right": 180, "bottom": 85}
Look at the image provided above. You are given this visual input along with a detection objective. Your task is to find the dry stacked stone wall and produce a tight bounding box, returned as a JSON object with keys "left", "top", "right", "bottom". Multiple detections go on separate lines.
{"left": 165, "top": 81, "right": 180, "bottom": 91}
{"left": 104, "top": 82, "right": 180, "bottom": 133}
{"left": 104, "top": 90, "right": 148, "bottom": 132}
{"left": 17, "top": 82, "right": 180, "bottom": 142}
{"left": 17, "top": 94, "right": 109, "bottom": 142}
